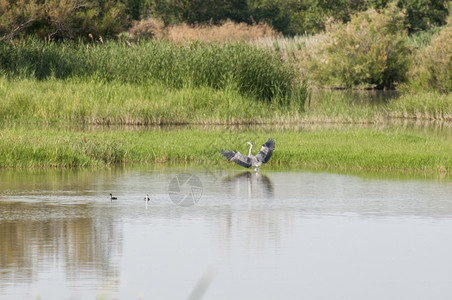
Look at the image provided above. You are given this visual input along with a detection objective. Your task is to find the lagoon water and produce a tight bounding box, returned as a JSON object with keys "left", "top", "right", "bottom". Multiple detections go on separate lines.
{"left": 1, "top": 165, "right": 452, "bottom": 299}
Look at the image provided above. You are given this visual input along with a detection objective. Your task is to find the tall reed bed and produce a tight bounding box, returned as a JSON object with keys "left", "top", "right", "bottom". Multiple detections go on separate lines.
{"left": 0, "top": 38, "right": 307, "bottom": 105}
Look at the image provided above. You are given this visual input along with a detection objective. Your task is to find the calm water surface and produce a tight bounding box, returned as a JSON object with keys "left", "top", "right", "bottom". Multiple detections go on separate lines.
{"left": 1, "top": 165, "right": 452, "bottom": 299}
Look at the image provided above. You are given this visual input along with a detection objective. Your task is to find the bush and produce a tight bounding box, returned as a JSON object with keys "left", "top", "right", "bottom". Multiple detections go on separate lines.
{"left": 408, "top": 15, "right": 452, "bottom": 92}
{"left": 299, "top": 6, "right": 410, "bottom": 88}
{"left": 128, "top": 18, "right": 166, "bottom": 40}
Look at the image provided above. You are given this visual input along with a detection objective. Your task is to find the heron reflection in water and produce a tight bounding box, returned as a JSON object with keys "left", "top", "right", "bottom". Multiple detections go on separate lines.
{"left": 222, "top": 171, "right": 274, "bottom": 199}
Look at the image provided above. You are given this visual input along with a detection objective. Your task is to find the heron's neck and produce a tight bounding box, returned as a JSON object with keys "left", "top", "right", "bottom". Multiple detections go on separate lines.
{"left": 248, "top": 144, "right": 253, "bottom": 156}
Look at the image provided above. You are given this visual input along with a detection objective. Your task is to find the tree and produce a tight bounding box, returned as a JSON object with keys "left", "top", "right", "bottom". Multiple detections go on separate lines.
{"left": 248, "top": 0, "right": 292, "bottom": 34}
{"left": 0, "top": 0, "right": 43, "bottom": 40}
{"left": 184, "top": 0, "right": 249, "bottom": 24}
{"left": 0, "top": 0, "right": 130, "bottom": 41}
{"left": 143, "top": 0, "right": 187, "bottom": 25}
{"left": 397, "top": 0, "right": 449, "bottom": 32}
{"left": 124, "top": 0, "right": 147, "bottom": 20}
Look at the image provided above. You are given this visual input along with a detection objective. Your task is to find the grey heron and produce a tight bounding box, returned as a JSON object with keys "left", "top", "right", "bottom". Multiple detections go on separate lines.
{"left": 221, "top": 137, "right": 275, "bottom": 170}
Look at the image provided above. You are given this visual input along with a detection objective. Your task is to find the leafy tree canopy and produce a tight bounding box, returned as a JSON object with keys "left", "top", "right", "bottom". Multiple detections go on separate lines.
{"left": 0, "top": 0, "right": 449, "bottom": 40}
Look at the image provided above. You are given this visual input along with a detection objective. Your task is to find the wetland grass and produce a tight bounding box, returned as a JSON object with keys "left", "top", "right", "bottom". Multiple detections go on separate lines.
{"left": 303, "top": 90, "right": 388, "bottom": 123}
{"left": 0, "top": 39, "right": 306, "bottom": 104}
{"left": 1, "top": 39, "right": 452, "bottom": 174}
{"left": 387, "top": 92, "right": 452, "bottom": 121}
{"left": 304, "top": 90, "right": 452, "bottom": 124}
{"left": 1, "top": 127, "right": 451, "bottom": 173}
{"left": 1, "top": 39, "right": 451, "bottom": 125}
{"left": 0, "top": 76, "right": 304, "bottom": 124}
{"left": 3, "top": 76, "right": 451, "bottom": 125}
{"left": 0, "top": 38, "right": 308, "bottom": 124}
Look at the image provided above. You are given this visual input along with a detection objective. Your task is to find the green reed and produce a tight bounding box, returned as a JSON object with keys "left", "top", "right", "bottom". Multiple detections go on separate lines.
{"left": 0, "top": 39, "right": 306, "bottom": 105}
{"left": 387, "top": 92, "right": 452, "bottom": 121}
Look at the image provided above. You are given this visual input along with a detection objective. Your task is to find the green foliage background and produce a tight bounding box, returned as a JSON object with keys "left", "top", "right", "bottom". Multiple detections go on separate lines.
{"left": 0, "top": 0, "right": 449, "bottom": 40}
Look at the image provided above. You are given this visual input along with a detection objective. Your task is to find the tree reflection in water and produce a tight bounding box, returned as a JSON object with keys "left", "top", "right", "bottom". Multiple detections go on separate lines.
{"left": 0, "top": 201, "right": 121, "bottom": 287}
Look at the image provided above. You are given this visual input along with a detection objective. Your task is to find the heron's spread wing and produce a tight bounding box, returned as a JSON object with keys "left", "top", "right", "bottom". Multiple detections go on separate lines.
{"left": 255, "top": 138, "right": 275, "bottom": 164}
{"left": 221, "top": 150, "right": 252, "bottom": 168}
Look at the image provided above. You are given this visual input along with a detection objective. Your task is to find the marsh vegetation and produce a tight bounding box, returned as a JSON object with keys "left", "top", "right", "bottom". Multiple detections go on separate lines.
{"left": 1, "top": 126, "right": 451, "bottom": 174}
{"left": 0, "top": 3, "right": 451, "bottom": 173}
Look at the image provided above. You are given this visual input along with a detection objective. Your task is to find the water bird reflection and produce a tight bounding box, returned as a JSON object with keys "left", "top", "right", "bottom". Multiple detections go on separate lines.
{"left": 222, "top": 171, "right": 274, "bottom": 199}
{"left": 144, "top": 193, "right": 150, "bottom": 209}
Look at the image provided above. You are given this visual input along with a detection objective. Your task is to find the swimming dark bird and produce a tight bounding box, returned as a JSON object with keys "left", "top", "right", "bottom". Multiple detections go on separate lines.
{"left": 221, "top": 137, "right": 275, "bottom": 171}
{"left": 109, "top": 193, "right": 117, "bottom": 201}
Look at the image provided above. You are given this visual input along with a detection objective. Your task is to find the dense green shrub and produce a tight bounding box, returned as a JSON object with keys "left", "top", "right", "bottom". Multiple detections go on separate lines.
{"left": 0, "top": 0, "right": 130, "bottom": 41}
{"left": 397, "top": 0, "right": 449, "bottom": 33}
{"left": 299, "top": 6, "right": 410, "bottom": 88}
{"left": 408, "top": 15, "right": 452, "bottom": 92}
{"left": 248, "top": 0, "right": 450, "bottom": 35}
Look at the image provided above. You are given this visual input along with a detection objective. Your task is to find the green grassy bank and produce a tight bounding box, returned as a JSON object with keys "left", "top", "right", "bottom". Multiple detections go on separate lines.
{"left": 304, "top": 90, "right": 452, "bottom": 123}
{"left": 1, "top": 127, "right": 450, "bottom": 173}
{"left": 0, "top": 77, "right": 305, "bottom": 124}
{"left": 2, "top": 77, "right": 452, "bottom": 125}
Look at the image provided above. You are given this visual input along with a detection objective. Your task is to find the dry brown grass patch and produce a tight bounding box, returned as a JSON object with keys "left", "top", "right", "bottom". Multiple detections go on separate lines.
{"left": 125, "top": 20, "right": 278, "bottom": 43}
{"left": 166, "top": 20, "right": 279, "bottom": 43}
{"left": 128, "top": 18, "right": 166, "bottom": 40}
